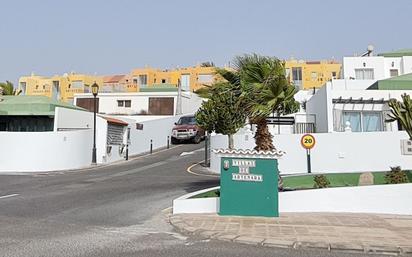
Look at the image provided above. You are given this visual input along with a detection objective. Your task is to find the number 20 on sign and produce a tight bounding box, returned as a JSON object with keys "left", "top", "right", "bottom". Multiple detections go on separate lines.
{"left": 301, "top": 134, "right": 315, "bottom": 149}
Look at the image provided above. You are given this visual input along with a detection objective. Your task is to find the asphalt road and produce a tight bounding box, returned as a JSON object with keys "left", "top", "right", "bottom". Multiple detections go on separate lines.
{"left": 0, "top": 143, "right": 385, "bottom": 257}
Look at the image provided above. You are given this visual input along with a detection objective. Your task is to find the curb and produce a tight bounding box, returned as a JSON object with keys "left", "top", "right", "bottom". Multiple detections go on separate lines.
{"left": 167, "top": 211, "right": 412, "bottom": 256}
{"left": 186, "top": 161, "right": 219, "bottom": 178}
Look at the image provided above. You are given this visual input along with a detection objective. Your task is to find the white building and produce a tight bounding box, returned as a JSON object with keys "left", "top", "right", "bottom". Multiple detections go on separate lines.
{"left": 343, "top": 48, "right": 412, "bottom": 81}
{"left": 74, "top": 91, "right": 203, "bottom": 119}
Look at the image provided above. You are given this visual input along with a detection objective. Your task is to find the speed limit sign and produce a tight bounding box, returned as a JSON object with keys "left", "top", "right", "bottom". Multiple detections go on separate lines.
{"left": 301, "top": 134, "right": 315, "bottom": 149}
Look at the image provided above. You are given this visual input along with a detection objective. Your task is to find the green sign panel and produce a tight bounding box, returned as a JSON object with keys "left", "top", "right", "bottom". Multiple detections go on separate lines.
{"left": 219, "top": 156, "right": 279, "bottom": 217}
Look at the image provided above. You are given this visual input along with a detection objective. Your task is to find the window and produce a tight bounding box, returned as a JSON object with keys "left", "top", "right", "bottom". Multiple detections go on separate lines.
{"left": 292, "top": 67, "right": 302, "bottom": 89}
{"left": 362, "top": 112, "right": 382, "bottom": 132}
{"left": 343, "top": 112, "right": 361, "bottom": 132}
{"left": 332, "top": 71, "right": 337, "bottom": 79}
{"left": 107, "top": 124, "right": 125, "bottom": 145}
{"left": 342, "top": 111, "right": 383, "bottom": 132}
{"left": 20, "top": 82, "right": 26, "bottom": 95}
{"left": 355, "top": 68, "right": 374, "bottom": 80}
{"left": 161, "top": 79, "right": 166, "bottom": 84}
{"left": 311, "top": 72, "right": 317, "bottom": 81}
{"left": 285, "top": 68, "right": 291, "bottom": 78}
{"left": 133, "top": 78, "right": 138, "bottom": 84}
{"left": 138, "top": 75, "right": 148, "bottom": 86}
{"left": 390, "top": 69, "right": 399, "bottom": 77}
{"left": 117, "top": 100, "right": 131, "bottom": 108}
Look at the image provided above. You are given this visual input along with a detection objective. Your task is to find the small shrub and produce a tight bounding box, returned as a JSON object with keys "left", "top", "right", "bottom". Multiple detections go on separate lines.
{"left": 385, "top": 166, "right": 409, "bottom": 184}
{"left": 313, "top": 175, "right": 330, "bottom": 188}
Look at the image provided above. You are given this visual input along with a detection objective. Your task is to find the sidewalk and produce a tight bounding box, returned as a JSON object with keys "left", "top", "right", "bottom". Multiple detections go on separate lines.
{"left": 169, "top": 212, "right": 412, "bottom": 255}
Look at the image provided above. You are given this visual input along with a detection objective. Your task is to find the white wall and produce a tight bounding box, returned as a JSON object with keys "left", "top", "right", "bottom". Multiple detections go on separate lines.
{"left": 343, "top": 55, "right": 412, "bottom": 81}
{"left": 327, "top": 79, "right": 376, "bottom": 90}
{"left": 173, "top": 184, "right": 412, "bottom": 215}
{"left": 54, "top": 107, "right": 115, "bottom": 165}
{"left": 343, "top": 56, "right": 387, "bottom": 80}
{"left": 74, "top": 92, "right": 203, "bottom": 116}
{"left": 401, "top": 56, "right": 412, "bottom": 74}
{"left": 127, "top": 115, "right": 184, "bottom": 156}
{"left": 210, "top": 130, "right": 412, "bottom": 175}
{"left": 0, "top": 130, "right": 93, "bottom": 172}
{"left": 306, "top": 85, "right": 331, "bottom": 133}
{"left": 54, "top": 107, "right": 93, "bottom": 131}
{"left": 280, "top": 184, "right": 412, "bottom": 215}
{"left": 384, "top": 57, "right": 402, "bottom": 77}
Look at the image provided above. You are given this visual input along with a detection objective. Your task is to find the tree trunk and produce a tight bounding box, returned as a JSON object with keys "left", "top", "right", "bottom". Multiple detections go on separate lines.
{"left": 228, "top": 134, "right": 234, "bottom": 149}
{"left": 254, "top": 118, "right": 274, "bottom": 151}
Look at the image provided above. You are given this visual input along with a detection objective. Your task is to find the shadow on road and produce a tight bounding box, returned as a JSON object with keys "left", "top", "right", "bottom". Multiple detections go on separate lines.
{"left": 182, "top": 179, "right": 219, "bottom": 194}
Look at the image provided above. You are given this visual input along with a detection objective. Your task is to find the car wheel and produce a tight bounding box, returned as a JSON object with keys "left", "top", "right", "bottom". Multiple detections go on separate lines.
{"left": 192, "top": 134, "right": 201, "bottom": 144}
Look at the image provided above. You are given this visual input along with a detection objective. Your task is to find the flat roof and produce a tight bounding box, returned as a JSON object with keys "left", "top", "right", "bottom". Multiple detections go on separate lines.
{"left": 0, "top": 95, "right": 84, "bottom": 116}
{"left": 378, "top": 49, "right": 412, "bottom": 57}
{"left": 368, "top": 73, "right": 412, "bottom": 90}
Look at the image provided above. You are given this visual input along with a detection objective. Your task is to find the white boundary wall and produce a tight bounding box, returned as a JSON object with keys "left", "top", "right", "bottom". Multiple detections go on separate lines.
{"left": 0, "top": 130, "right": 93, "bottom": 172}
{"left": 280, "top": 183, "right": 412, "bottom": 215}
{"left": 173, "top": 186, "right": 220, "bottom": 214}
{"left": 173, "top": 184, "right": 412, "bottom": 215}
{"left": 210, "top": 131, "right": 412, "bottom": 175}
{"left": 127, "top": 115, "right": 183, "bottom": 155}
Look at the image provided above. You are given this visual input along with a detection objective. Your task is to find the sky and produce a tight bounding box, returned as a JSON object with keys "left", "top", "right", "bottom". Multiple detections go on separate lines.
{"left": 1, "top": 0, "right": 411, "bottom": 84}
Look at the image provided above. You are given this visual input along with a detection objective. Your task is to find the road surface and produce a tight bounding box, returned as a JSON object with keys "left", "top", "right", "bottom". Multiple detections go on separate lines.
{"left": 0, "top": 143, "right": 384, "bottom": 257}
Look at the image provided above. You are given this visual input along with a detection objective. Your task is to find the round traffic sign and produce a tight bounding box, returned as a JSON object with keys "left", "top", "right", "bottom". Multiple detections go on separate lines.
{"left": 301, "top": 134, "right": 316, "bottom": 149}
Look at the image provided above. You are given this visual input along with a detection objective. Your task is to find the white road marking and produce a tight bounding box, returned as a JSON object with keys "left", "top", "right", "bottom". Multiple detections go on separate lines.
{"left": 0, "top": 194, "right": 19, "bottom": 199}
{"left": 180, "top": 151, "right": 194, "bottom": 156}
{"left": 186, "top": 161, "right": 219, "bottom": 178}
{"left": 180, "top": 148, "right": 204, "bottom": 156}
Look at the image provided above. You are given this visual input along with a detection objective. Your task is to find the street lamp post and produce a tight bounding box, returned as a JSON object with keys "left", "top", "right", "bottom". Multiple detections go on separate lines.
{"left": 91, "top": 82, "right": 99, "bottom": 165}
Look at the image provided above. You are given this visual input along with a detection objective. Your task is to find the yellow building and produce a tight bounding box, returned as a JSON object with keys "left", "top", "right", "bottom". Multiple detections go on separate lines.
{"left": 18, "top": 72, "right": 103, "bottom": 103}
{"left": 130, "top": 65, "right": 217, "bottom": 92}
{"left": 285, "top": 59, "right": 341, "bottom": 90}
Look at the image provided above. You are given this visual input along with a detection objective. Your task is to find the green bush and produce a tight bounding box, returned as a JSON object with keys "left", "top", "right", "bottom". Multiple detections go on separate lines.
{"left": 385, "top": 166, "right": 409, "bottom": 184}
{"left": 313, "top": 175, "right": 330, "bottom": 188}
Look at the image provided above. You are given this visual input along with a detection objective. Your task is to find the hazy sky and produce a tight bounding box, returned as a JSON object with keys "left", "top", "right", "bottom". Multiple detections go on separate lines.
{"left": 1, "top": 0, "right": 411, "bottom": 84}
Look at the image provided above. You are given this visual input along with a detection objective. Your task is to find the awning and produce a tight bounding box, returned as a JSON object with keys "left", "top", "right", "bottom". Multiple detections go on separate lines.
{"left": 99, "top": 116, "right": 129, "bottom": 126}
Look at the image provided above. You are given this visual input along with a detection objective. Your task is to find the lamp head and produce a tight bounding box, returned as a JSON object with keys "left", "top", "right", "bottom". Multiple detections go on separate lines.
{"left": 91, "top": 82, "right": 99, "bottom": 96}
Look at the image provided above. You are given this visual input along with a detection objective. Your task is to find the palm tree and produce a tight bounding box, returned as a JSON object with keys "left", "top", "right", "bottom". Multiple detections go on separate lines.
{"left": 0, "top": 81, "right": 20, "bottom": 95}
{"left": 234, "top": 54, "right": 299, "bottom": 151}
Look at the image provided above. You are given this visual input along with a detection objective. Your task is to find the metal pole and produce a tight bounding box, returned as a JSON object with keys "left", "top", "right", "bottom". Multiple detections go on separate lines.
{"left": 167, "top": 136, "right": 170, "bottom": 149}
{"left": 150, "top": 139, "right": 153, "bottom": 154}
{"left": 92, "top": 95, "right": 97, "bottom": 164}
{"left": 307, "top": 149, "right": 311, "bottom": 173}
{"left": 204, "top": 132, "right": 208, "bottom": 166}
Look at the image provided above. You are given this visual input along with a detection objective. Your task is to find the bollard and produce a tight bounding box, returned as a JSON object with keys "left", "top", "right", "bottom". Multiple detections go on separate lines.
{"left": 167, "top": 136, "right": 170, "bottom": 149}
{"left": 204, "top": 132, "right": 208, "bottom": 166}
{"left": 150, "top": 139, "right": 153, "bottom": 154}
{"left": 125, "top": 145, "right": 129, "bottom": 160}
